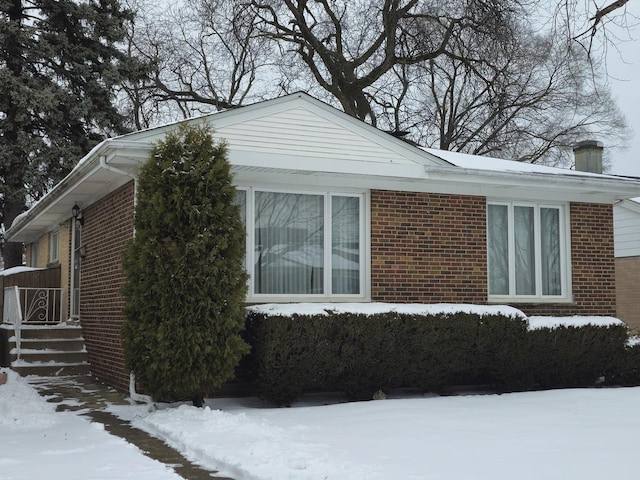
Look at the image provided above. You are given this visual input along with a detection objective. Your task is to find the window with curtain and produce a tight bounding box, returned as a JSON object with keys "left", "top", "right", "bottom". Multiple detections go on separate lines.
{"left": 236, "top": 189, "right": 364, "bottom": 298}
{"left": 487, "top": 202, "right": 566, "bottom": 299}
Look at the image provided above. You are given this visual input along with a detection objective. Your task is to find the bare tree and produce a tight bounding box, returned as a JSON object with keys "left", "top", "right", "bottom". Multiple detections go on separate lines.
{"left": 122, "top": 0, "right": 283, "bottom": 125}
{"left": 411, "top": 25, "right": 628, "bottom": 165}
{"left": 123, "top": 0, "right": 633, "bottom": 166}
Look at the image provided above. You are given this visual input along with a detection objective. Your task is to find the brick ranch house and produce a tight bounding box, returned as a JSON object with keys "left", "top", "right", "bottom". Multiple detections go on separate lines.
{"left": 5, "top": 92, "right": 640, "bottom": 393}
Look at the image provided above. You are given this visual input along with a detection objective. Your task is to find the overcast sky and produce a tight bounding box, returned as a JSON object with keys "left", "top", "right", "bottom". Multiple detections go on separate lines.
{"left": 607, "top": 2, "right": 640, "bottom": 177}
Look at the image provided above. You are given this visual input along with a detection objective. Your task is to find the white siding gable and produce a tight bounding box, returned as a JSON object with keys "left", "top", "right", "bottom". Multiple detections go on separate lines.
{"left": 614, "top": 200, "right": 640, "bottom": 257}
{"left": 117, "top": 94, "right": 446, "bottom": 174}
{"left": 213, "top": 106, "right": 413, "bottom": 165}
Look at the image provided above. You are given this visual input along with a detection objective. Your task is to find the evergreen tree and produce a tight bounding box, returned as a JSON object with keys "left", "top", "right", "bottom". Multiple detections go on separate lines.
{"left": 0, "top": 0, "right": 148, "bottom": 267}
{"left": 121, "top": 125, "right": 249, "bottom": 405}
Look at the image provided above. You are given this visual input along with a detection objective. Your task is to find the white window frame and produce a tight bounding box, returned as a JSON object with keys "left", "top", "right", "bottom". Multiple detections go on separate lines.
{"left": 238, "top": 186, "right": 370, "bottom": 303}
{"left": 49, "top": 229, "right": 59, "bottom": 263}
{"left": 487, "top": 200, "right": 572, "bottom": 303}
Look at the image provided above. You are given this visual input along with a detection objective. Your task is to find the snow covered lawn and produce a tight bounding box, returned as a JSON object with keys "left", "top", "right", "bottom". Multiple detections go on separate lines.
{"left": 0, "top": 370, "right": 181, "bottom": 480}
{"left": 4, "top": 367, "right": 640, "bottom": 480}
{"left": 112, "top": 386, "right": 640, "bottom": 480}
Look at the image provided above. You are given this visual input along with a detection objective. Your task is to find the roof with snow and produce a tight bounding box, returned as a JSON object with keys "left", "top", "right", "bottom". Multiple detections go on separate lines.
{"left": 7, "top": 92, "right": 640, "bottom": 243}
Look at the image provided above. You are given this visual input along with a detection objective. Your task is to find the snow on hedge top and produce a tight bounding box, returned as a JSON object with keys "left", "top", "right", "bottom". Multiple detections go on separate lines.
{"left": 247, "top": 305, "right": 626, "bottom": 332}
{"left": 527, "top": 316, "right": 625, "bottom": 330}
{"left": 247, "top": 303, "right": 527, "bottom": 318}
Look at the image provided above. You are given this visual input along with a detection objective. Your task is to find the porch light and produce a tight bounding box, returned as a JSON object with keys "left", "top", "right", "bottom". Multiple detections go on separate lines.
{"left": 72, "top": 202, "right": 84, "bottom": 227}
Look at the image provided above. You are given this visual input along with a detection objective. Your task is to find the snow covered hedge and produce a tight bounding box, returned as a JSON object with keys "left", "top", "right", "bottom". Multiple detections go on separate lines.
{"left": 242, "top": 304, "right": 639, "bottom": 405}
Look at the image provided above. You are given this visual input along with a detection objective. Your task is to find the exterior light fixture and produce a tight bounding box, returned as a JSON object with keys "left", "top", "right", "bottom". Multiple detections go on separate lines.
{"left": 72, "top": 202, "right": 84, "bottom": 227}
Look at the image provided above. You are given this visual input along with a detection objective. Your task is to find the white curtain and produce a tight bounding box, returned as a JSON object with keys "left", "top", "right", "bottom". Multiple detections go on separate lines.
{"left": 254, "top": 191, "right": 324, "bottom": 294}
{"left": 332, "top": 196, "right": 360, "bottom": 294}
{"left": 488, "top": 204, "right": 509, "bottom": 295}
{"left": 514, "top": 206, "right": 535, "bottom": 295}
{"left": 489, "top": 204, "right": 562, "bottom": 297}
{"left": 541, "top": 207, "right": 561, "bottom": 295}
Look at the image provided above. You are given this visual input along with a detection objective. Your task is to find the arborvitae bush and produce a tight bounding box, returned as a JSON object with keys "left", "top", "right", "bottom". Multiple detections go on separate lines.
{"left": 121, "top": 125, "right": 249, "bottom": 404}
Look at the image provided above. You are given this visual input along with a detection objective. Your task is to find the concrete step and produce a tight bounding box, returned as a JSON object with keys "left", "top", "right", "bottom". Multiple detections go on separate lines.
{"left": 5, "top": 325, "right": 90, "bottom": 377}
{"left": 11, "top": 350, "right": 88, "bottom": 364}
{"left": 13, "top": 338, "right": 86, "bottom": 352}
{"left": 11, "top": 362, "right": 90, "bottom": 376}
{"left": 19, "top": 325, "right": 84, "bottom": 340}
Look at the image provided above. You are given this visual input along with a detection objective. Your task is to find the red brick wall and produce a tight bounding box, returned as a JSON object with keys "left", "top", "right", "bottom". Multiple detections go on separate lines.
{"left": 516, "top": 203, "right": 616, "bottom": 317}
{"left": 79, "top": 186, "right": 617, "bottom": 392}
{"left": 79, "top": 181, "right": 134, "bottom": 392}
{"left": 371, "top": 190, "right": 488, "bottom": 303}
{"left": 616, "top": 256, "right": 640, "bottom": 332}
{"left": 370, "top": 192, "right": 616, "bottom": 317}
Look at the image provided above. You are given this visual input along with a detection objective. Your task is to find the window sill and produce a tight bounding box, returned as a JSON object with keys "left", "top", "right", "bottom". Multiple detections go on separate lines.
{"left": 246, "top": 295, "right": 371, "bottom": 304}
{"left": 488, "top": 295, "right": 574, "bottom": 304}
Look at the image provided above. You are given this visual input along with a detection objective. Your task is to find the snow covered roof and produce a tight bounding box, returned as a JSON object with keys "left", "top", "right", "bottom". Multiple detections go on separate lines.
{"left": 422, "top": 148, "right": 618, "bottom": 178}
{"left": 6, "top": 92, "right": 640, "bottom": 243}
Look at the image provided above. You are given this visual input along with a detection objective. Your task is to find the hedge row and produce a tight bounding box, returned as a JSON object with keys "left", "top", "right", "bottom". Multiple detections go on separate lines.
{"left": 242, "top": 310, "right": 640, "bottom": 405}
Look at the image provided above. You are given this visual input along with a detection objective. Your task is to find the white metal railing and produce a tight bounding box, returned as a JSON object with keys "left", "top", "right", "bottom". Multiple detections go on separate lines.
{"left": 3, "top": 286, "right": 22, "bottom": 325}
{"left": 3, "top": 286, "right": 65, "bottom": 325}
{"left": 3, "top": 287, "right": 65, "bottom": 361}
{"left": 4, "top": 286, "right": 24, "bottom": 360}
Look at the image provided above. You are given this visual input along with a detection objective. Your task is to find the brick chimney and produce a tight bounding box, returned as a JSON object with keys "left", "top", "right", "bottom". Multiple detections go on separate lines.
{"left": 573, "top": 140, "right": 603, "bottom": 174}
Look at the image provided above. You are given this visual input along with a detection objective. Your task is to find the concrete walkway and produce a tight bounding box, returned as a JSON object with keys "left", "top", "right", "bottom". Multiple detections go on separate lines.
{"left": 28, "top": 374, "right": 233, "bottom": 480}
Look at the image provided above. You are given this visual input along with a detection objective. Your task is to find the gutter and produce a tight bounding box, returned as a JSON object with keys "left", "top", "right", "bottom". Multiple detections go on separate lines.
{"left": 421, "top": 163, "right": 640, "bottom": 199}
{"left": 99, "top": 154, "right": 138, "bottom": 208}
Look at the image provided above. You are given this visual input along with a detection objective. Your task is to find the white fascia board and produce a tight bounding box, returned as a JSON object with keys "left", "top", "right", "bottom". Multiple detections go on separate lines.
{"left": 5, "top": 139, "right": 148, "bottom": 243}
{"left": 616, "top": 198, "right": 640, "bottom": 214}
{"left": 232, "top": 169, "right": 620, "bottom": 203}
{"left": 233, "top": 160, "right": 640, "bottom": 204}
{"left": 421, "top": 165, "right": 640, "bottom": 203}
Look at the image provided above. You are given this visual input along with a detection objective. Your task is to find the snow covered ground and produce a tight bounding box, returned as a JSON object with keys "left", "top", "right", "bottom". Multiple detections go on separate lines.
{"left": 109, "top": 386, "right": 640, "bottom": 480}
{"left": 0, "top": 369, "right": 181, "bottom": 480}
{"left": 4, "top": 364, "right": 640, "bottom": 480}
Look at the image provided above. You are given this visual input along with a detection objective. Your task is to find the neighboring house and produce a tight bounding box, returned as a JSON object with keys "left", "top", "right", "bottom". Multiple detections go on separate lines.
{"left": 4, "top": 93, "right": 640, "bottom": 392}
{"left": 614, "top": 198, "right": 640, "bottom": 332}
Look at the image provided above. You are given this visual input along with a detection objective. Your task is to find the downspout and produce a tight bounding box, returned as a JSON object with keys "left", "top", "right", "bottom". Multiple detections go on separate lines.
{"left": 99, "top": 156, "right": 152, "bottom": 405}
{"left": 99, "top": 155, "right": 139, "bottom": 213}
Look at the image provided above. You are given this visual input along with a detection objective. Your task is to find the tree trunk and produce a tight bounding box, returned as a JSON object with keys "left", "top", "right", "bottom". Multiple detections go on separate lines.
{"left": 192, "top": 392, "right": 204, "bottom": 408}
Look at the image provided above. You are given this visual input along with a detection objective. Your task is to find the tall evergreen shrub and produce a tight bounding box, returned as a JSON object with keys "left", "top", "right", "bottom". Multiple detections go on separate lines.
{"left": 121, "top": 125, "right": 249, "bottom": 404}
